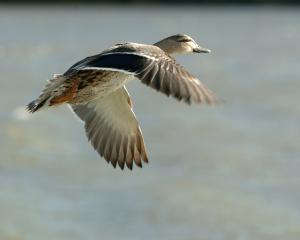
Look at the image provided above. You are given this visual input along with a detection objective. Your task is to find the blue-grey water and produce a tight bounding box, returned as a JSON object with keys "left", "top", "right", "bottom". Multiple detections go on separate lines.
{"left": 0, "top": 5, "right": 300, "bottom": 240}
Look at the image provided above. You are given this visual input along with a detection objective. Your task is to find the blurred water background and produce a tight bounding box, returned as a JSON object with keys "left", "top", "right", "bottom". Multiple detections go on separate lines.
{"left": 0, "top": 5, "right": 300, "bottom": 240}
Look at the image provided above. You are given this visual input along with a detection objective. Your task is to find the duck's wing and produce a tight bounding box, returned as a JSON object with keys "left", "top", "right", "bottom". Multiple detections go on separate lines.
{"left": 65, "top": 44, "right": 216, "bottom": 105}
{"left": 135, "top": 52, "right": 217, "bottom": 104}
{"left": 70, "top": 86, "right": 148, "bottom": 170}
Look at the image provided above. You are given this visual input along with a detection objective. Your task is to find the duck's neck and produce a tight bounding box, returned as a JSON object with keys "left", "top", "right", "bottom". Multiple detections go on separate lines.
{"left": 154, "top": 40, "right": 178, "bottom": 55}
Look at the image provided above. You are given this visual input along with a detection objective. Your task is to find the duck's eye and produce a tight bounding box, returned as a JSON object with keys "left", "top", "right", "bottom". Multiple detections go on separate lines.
{"left": 177, "top": 38, "right": 191, "bottom": 43}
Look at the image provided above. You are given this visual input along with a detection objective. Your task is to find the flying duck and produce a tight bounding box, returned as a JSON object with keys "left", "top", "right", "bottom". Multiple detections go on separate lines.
{"left": 27, "top": 34, "right": 216, "bottom": 170}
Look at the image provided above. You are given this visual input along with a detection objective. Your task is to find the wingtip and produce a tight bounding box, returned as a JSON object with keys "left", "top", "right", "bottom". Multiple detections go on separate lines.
{"left": 111, "top": 162, "right": 117, "bottom": 168}
{"left": 118, "top": 161, "right": 125, "bottom": 170}
{"left": 142, "top": 153, "right": 149, "bottom": 164}
{"left": 135, "top": 161, "right": 143, "bottom": 168}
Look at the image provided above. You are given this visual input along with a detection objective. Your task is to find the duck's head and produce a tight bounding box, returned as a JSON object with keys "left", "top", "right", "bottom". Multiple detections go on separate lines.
{"left": 154, "top": 34, "right": 211, "bottom": 55}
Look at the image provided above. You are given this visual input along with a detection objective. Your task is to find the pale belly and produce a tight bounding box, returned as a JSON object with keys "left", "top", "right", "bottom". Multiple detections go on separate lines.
{"left": 70, "top": 71, "right": 134, "bottom": 104}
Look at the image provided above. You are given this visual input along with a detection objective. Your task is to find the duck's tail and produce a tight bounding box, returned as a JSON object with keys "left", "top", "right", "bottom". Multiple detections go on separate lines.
{"left": 26, "top": 74, "right": 67, "bottom": 113}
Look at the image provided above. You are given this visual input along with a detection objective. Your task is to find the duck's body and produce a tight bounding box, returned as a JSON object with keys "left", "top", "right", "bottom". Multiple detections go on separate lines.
{"left": 52, "top": 70, "right": 133, "bottom": 104}
{"left": 27, "top": 34, "right": 216, "bottom": 170}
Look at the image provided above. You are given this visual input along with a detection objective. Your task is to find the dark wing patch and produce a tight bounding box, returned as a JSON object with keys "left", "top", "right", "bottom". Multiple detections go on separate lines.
{"left": 87, "top": 53, "right": 147, "bottom": 73}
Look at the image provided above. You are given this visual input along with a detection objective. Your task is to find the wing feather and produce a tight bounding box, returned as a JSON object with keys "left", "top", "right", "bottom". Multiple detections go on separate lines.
{"left": 71, "top": 86, "right": 148, "bottom": 170}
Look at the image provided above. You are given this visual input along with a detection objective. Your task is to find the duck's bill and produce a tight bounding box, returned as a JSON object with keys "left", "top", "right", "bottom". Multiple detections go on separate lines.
{"left": 193, "top": 47, "right": 211, "bottom": 53}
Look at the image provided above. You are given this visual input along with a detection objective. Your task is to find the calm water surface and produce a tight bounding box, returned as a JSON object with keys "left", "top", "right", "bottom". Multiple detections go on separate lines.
{"left": 0, "top": 6, "right": 300, "bottom": 240}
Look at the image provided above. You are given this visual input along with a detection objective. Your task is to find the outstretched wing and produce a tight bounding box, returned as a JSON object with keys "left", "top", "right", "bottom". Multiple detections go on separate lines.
{"left": 65, "top": 45, "right": 217, "bottom": 105}
{"left": 70, "top": 86, "right": 148, "bottom": 170}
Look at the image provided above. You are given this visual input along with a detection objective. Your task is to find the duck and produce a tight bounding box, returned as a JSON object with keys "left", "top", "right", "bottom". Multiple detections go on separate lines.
{"left": 27, "top": 34, "right": 217, "bottom": 170}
